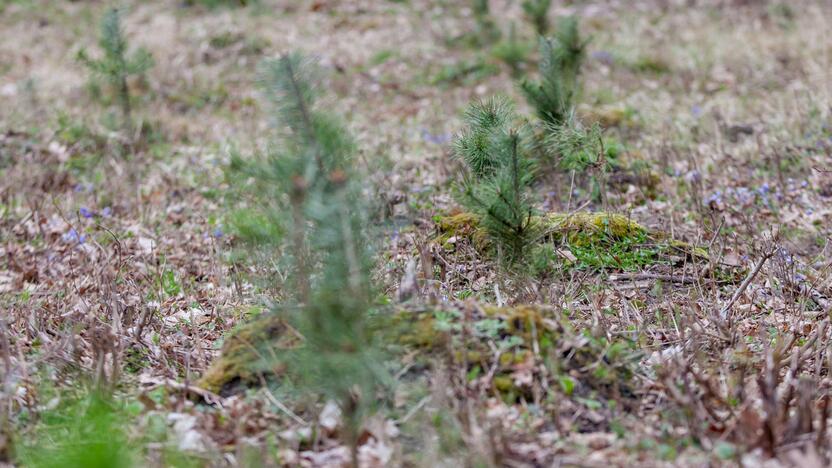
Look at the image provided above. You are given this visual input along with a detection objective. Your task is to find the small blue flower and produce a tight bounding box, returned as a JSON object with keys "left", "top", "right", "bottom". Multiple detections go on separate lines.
{"left": 591, "top": 50, "right": 614, "bottom": 65}
{"left": 685, "top": 170, "right": 701, "bottom": 183}
{"left": 101, "top": 207, "right": 112, "bottom": 217}
{"left": 691, "top": 105, "right": 703, "bottom": 118}
{"left": 420, "top": 128, "right": 450, "bottom": 145}
{"left": 806, "top": 208, "right": 814, "bottom": 215}
{"left": 213, "top": 227, "right": 224, "bottom": 238}
{"left": 62, "top": 228, "right": 86, "bottom": 244}
{"left": 801, "top": 180, "right": 809, "bottom": 188}
{"left": 758, "top": 183, "right": 770, "bottom": 195}
{"left": 79, "top": 207, "right": 93, "bottom": 219}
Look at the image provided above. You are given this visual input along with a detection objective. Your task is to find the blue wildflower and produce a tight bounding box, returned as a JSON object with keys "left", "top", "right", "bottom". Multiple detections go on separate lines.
{"left": 101, "top": 206, "right": 112, "bottom": 217}
{"left": 778, "top": 248, "right": 793, "bottom": 264}
{"left": 591, "top": 50, "right": 614, "bottom": 65}
{"left": 62, "top": 228, "right": 86, "bottom": 244}
{"left": 79, "top": 207, "right": 93, "bottom": 219}
{"left": 213, "top": 227, "right": 223, "bottom": 238}
{"left": 420, "top": 128, "right": 450, "bottom": 145}
{"left": 685, "top": 170, "right": 701, "bottom": 183}
{"left": 758, "top": 183, "right": 770, "bottom": 195}
{"left": 691, "top": 105, "right": 703, "bottom": 118}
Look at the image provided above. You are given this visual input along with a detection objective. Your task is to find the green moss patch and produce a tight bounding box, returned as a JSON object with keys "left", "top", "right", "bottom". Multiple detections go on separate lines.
{"left": 436, "top": 211, "right": 709, "bottom": 271}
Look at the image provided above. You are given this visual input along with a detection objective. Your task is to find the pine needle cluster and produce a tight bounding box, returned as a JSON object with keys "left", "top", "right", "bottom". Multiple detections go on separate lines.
{"left": 520, "top": 16, "right": 587, "bottom": 127}
{"left": 227, "top": 52, "right": 384, "bottom": 461}
{"left": 455, "top": 98, "right": 539, "bottom": 265}
{"left": 77, "top": 8, "right": 153, "bottom": 132}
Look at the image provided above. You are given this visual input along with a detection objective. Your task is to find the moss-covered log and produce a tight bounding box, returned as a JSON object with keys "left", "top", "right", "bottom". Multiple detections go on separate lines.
{"left": 198, "top": 316, "right": 297, "bottom": 396}
{"left": 199, "top": 303, "right": 641, "bottom": 406}
{"left": 436, "top": 211, "right": 709, "bottom": 266}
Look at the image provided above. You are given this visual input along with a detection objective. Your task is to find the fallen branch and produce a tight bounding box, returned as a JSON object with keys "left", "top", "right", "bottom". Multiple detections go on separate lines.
{"left": 609, "top": 272, "right": 697, "bottom": 284}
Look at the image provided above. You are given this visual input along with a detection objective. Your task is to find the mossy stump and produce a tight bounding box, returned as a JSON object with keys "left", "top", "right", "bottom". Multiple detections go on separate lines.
{"left": 198, "top": 315, "right": 297, "bottom": 396}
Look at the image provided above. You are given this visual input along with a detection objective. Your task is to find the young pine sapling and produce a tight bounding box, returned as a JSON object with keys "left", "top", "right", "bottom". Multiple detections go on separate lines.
{"left": 227, "top": 52, "right": 384, "bottom": 466}
{"left": 455, "top": 98, "right": 539, "bottom": 265}
{"left": 520, "top": 16, "right": 587, "bottom": 127}
{"left": 471, "top": 0, "right": 501, "bottom": 46}
{"left": 491, "top": 23, "right": 532, "bottom": 77}
{"left": 77, "top": 8, "right": 153, "bottom": 134}
{"left": 522, "top": 0, "right": 553, "bottom": 36}
{"left": 546, "top": 116, "right": 612, "bottom": 209}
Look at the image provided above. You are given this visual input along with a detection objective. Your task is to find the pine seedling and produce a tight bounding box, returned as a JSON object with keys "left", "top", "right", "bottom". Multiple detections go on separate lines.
{"left": 77, "top": 8, "right": 153, "bottom": 133}
{"left": 491, "top": 23, "right": 532, "bottom": 77}
{"left": 227, "top": 52, "right": 384, "bottom": 465}
{"left": 471, "top": 0, "right": 501, "bottom": 46}
{"left": 545, "top": 115, "right": 611, "bottom": 208}
{"left": 455, "top": 98, "right": 539, "bottom": 265}
{"left": 520, "top": 16, "right": 587, "bottom": 127}
{"left": 522, "top": 0, "right": 552, "bottom": 36}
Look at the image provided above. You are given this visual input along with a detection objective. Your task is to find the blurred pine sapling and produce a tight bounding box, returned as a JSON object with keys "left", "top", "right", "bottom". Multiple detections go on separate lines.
{"left": 226, "top": 52, "right": 384, "bottom": 465}
{"left": 491, "top": 23, "right": 532, "bottom": 77}
{"left": 77, "top": 8, "right": 153, "bottom": 133}
{"left": 520, "top": 16, "right": 587, "bottom": 127}
{"left": 454, "top": 98, "right": 539, "bottom": 265}
{"left": 470, "top": 0, "right": 501, "bottom": 46}
{"left": 546, "top": 116, "right": 612, "bottom": 208}
{"left": 15, "top": 392, "right": 135, "bottom": 468}
{"left": 521, "top": 0, "right": 552, "bottom": 36}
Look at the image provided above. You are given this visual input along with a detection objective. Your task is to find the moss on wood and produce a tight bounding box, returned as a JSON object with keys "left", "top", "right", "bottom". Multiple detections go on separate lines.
{"left": 198, "top": 315, "right": 297, "bottom": 396}
{"left": 436, "top": 211, "right": 711, "bottom": 269}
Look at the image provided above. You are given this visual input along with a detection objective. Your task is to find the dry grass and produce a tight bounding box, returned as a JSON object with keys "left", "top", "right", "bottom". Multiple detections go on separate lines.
{"left": 1, "top": 0, "right": 831, "bottom": 466}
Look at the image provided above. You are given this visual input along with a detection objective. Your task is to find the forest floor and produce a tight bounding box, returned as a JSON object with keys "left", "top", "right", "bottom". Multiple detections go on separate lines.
{"left": 1, "top": 0, "right": 831, "bottom": 466}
